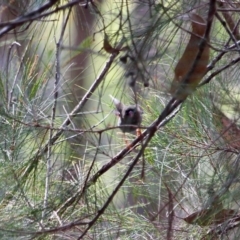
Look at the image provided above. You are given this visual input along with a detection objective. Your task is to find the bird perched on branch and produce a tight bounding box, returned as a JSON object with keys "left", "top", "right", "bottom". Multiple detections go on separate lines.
{"left": 110, "top": 95, "right": 143, "bottom": 135}
{"left": 170, "top": 12, "right": 210, "bottom": 100}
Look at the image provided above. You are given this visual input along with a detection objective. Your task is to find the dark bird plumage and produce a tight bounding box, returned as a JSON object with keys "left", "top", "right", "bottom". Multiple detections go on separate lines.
{"left": 110, "top": 95, "right": 143, "bottom": 133}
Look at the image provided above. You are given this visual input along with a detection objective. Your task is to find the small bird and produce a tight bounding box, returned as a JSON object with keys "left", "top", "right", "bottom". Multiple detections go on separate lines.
{"left": 110, "top": 95, "right": 143, "bottom": 134}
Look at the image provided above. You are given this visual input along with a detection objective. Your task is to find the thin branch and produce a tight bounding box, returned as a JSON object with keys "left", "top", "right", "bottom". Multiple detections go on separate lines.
{"left": 177, "top": 0, "right": 215, "bottom": 90}
{"left": 77, "top": 98, "right": 182, "bottom": 239}
{"left": 56, "top": 98, "right": 181, "bottom": 216}
{"left": 42, "top": 6, "right": 72, "bottom": 223}
{"left": 0, "top": 0, "right": 60, "bottom": 37}
{"left": 200, "top": 56, "right": 240, "bottom": 86}
{"left": 150, "top": 0, "right": 218, "bottom": 221}
{"left": 2, "top": 41, "right": 122, "bottom": 208}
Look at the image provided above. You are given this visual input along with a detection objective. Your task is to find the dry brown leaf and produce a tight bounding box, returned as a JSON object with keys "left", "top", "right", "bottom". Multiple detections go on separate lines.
{"left": 183, "top": 209, "right": 237, "bottom": 226}
{"left": 212, "top": 104, "right": 240, "bottom": 149}
{"left": 217, "top": 1, "right": 240, "bottom": 40}
{"left": 103, "top": 34, "right": 127, "bottom": 54}
{"left": 103, "top": 34, "right": 120, "bottom": 54}
{"left": 170, "top": 12, "right": 210, "bottom": 100}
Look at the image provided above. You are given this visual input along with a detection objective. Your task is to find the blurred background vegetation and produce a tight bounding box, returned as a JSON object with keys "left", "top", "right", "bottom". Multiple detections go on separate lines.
{"left": 1, "top": 0, "right": 240, "bottom": 239}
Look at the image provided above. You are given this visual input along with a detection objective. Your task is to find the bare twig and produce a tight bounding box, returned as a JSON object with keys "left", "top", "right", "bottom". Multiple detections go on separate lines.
{"left": 150, "top": 0, "right": 217, "bottom": 221}
{"left": 42, "top": 6, "right": 72, "bottom": 223}
{"left": 0, "top": 0, "right": 60, "bottom": 37}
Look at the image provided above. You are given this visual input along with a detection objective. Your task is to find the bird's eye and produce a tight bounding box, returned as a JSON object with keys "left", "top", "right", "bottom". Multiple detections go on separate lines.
{"left": 126, "top": 109, "right": 134, "bottom": 117}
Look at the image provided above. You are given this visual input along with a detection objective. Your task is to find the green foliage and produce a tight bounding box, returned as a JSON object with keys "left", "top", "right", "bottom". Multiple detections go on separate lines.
{"left": 1, "top": 1, "right": 240, "bottom": 239}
